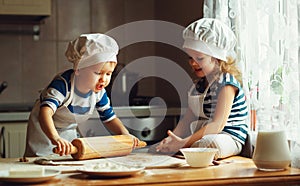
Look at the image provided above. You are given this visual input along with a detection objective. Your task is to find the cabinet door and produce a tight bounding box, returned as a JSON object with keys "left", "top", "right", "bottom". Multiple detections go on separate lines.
{"left": 0, "top": 0, "right": 51, "bottom": 15}
{"left": 0, "top": 122, "right": 27, "bottom": 158}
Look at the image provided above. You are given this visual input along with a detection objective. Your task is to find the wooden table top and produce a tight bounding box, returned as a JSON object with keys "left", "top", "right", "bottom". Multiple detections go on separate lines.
{"left": 1, "top": 155, "right": 300, "bottom": 185}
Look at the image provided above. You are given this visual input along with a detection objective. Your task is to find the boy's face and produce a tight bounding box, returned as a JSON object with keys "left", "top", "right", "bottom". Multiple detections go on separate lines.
{"left": 75, "top": 62, "right": 116, "bottom": 93}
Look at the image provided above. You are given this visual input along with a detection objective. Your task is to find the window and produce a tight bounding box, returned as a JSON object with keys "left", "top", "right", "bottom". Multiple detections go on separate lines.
{"left": 203, "top": 0, "right": 299, "bottom": 141}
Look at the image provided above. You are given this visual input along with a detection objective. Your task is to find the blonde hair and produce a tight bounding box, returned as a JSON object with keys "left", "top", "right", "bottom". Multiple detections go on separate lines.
{"left": 218, "top": 57, "right": 243, "bottom": 85}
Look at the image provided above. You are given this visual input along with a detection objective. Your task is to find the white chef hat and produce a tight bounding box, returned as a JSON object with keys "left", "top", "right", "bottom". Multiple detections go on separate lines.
{"left": 65, "top": 33, "right": 119, "bottom": 70}
{"left": 182, "top": 18, "right": 236, "bottom": 61}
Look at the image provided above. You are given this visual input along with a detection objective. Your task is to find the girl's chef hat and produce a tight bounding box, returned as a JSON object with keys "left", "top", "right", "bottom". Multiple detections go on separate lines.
{"left": 182, "top": 18, "right": 236, "bottom": 61}
{"left": 65, "top": 33, "right": 119, "bottom": 70}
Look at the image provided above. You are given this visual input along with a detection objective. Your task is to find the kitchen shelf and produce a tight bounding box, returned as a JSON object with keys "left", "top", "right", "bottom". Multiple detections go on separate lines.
{"left": 0, "top": 0, "right": 51, "bottom": 40}
{"left": 0, "top": 15, "right": 48, "bottom": 25}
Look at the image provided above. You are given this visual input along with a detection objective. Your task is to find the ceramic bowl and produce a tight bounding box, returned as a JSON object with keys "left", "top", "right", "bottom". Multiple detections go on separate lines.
{"left": 180, "top": 148, "right": 218, "bottom": 168}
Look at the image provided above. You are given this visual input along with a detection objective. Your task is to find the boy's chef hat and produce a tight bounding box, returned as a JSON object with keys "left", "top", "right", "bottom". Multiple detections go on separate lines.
{"left": 182, "top": 18, "right": 236, "bottom": 61}
{"left": 65, "top": 33, "right": 119, "bottom": 69}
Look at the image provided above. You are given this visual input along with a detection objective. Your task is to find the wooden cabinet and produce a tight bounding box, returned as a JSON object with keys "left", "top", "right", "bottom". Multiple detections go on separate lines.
{"left": 0, "top": 122, "right": 27, "bottom": 158}
{"left": 0, "top": 0, "right": 51, "bottom": 16}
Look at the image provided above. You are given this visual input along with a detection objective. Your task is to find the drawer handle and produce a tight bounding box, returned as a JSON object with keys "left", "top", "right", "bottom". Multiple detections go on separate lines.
{"left": 0, "top": 126, "right": 5, "bottom": 158}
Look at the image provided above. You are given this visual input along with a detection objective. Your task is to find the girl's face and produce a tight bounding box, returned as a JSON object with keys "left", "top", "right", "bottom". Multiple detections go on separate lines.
{"left": 185, "top": 48, "right": 217, "bottom": 78}
{"left": 75, "top": 62, "right": 116, "bottom": 93}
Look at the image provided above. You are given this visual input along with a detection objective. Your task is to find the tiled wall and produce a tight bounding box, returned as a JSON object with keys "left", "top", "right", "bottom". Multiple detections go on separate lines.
{"left": 0, "top": 0, "right": 203, "bottom": 108}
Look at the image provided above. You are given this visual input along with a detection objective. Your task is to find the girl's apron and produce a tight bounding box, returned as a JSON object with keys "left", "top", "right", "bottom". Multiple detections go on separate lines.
{"left": 188, "top": 76, "right": 217, "bottom": 134}
{"left": 188, "top": 75, "right": 244, "bottom": 158}
{"left": 25, "top": 74, "right": 94, "bottom": 157}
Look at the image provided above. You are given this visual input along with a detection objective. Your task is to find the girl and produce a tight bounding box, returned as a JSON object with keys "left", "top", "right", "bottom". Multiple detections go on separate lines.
{"left": 156, "top": 18, "right": 248, "bottom": 159}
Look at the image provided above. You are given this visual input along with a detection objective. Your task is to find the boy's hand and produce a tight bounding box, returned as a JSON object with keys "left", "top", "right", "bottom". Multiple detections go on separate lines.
{"left": 51, "top": 137, "right": 73, "bottom": 156}
{"left": 127, "top": 134, "right": 140, "bottom": 149}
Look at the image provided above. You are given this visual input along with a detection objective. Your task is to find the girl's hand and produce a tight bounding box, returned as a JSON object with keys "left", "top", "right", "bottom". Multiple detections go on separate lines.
{"left": 156, "top": 130, "right": 186, "bottom": 153}
{"left": 51, "top": 137, "right": 73, "bottom": 156}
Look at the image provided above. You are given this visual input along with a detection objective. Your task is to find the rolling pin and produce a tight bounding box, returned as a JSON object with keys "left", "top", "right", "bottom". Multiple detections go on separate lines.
{"left": 53, "top": 135, "right": 147, "bottom": 160}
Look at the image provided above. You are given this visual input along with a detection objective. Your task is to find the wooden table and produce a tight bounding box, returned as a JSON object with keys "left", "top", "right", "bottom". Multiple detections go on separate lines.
{"left": 0, "top": 155, "right": 300, "bottom": 185}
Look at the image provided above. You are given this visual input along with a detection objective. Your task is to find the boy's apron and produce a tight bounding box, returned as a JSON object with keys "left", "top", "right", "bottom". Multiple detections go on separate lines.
{"left": 25, "top": 75, "right": 94, "bottom": 156}
{"left": 188, "top": 76, "right": 217, "bottom": 134}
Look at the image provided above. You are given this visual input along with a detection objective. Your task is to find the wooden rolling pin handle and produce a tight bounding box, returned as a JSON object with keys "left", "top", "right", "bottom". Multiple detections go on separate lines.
{"left": 137, "top": 140, "right": 147, "bottom": 148}
{"left": 53, "top": 145, "right": 78, "bottom": 155}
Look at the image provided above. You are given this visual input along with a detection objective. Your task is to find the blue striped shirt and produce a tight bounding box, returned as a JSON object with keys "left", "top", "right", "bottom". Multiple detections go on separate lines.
{"left": 195, "top": 73, "right": 248, "bottom": 144}
{"left": 39, "top": 69, "right": 116, "bottom": 123}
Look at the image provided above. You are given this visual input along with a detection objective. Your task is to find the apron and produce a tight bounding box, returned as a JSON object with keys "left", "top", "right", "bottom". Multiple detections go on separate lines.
{"left": 188, "top": 75, "right": 244, "bottom": 158}
{"left": 188, "top": 76, "right": 218, "bottom": 134}
{"left": 25, "top": 74, "right": 94, "bottom": 157}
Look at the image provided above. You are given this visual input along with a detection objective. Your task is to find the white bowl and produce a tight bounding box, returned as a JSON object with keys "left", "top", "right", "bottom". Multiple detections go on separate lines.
{"left": 180, "top": 148, "right": 218, "bottom": 168}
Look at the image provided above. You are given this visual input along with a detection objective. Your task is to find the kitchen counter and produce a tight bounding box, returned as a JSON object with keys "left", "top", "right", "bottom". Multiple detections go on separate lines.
{"left": 0, "top": 106, "right": 185, "bottom": 122}
{"left": 0, "top": 112, "right": 30, "bottom": 122}
{"left": 0, "top": 107, "right": 185, "bottom": 158}
{"left": 0, "top": 154, "right": 300, "bottom": 185}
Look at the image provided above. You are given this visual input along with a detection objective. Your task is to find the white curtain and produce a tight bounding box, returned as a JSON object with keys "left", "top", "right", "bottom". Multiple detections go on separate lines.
{"left": 203, "top": 0, "right": 300, "bottom": 142}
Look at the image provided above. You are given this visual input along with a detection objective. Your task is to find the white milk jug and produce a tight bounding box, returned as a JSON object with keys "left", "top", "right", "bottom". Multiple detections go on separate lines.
{"left": 253, "top": 130, "right": 291, "bottom": 171}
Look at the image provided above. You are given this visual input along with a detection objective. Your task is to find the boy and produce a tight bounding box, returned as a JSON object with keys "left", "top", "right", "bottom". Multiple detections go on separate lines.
{"left": 24, "top": 33, "right": 138, "bottom": 157}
